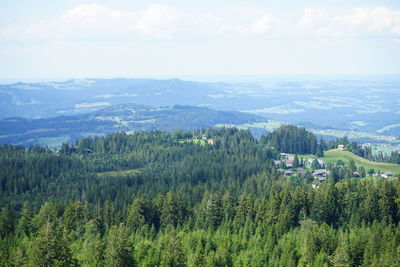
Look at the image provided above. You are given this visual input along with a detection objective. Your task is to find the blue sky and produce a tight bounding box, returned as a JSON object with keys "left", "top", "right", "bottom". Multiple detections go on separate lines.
{"left": 1, "top": 0, "right": 400, "bottom": 80}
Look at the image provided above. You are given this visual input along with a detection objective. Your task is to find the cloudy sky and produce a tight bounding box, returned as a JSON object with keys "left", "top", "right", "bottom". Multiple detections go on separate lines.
{"left": 1, "top": 0, "right": 400, "bottom": 80}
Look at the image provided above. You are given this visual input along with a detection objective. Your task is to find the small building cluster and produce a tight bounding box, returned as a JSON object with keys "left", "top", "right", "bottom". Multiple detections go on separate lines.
{"left": 312, "top": 169, "right": 329, "bottom": 182}
{"left": 274, "top": 154, "right": 307, "bottom": 177}
{"left": 373, "top": 172, "right": 394, "bottom": 178}
{"left": 274, "top": 153, "right": 331, "bottom": 188}
{"left": 201, "top": 135, "right": 215, "bottom": 145}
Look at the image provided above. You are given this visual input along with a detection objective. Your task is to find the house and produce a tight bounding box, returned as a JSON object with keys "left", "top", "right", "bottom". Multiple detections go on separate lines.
{"left": 315, "top": 177, "right": 326, "bottom": 182}
{"left": 284, "top": 170, "right": 293, "bottom": 176}
{"left": 296, "top": 167, "right": 306, "bottom": 175}
{"left": 207, "top": 139, "right": 215, "bottom": 145}
{"left": 353, "top": 172, "right": 360, "bottom": 178}
{"left": 381, "top": 172, "right": 394, "bottom": 178}
{"left": 338, "top": 144, "right": 345, "bottom": 150}
{"left": 285, "top": 160, "right": 293, "bottom": 168}
{"left": 312, "top": 169, "right": 328, "bottom": 177}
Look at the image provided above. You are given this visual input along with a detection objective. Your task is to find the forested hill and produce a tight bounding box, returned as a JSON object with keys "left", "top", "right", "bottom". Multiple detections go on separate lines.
{"left": 0, "top": 104, "right": 263, "bottom": 147}
{"left": 261, "top": 125, "right": 323, "bottom": 156}
{"left": 1, "top": 128, "right": 400, "bottom": 266}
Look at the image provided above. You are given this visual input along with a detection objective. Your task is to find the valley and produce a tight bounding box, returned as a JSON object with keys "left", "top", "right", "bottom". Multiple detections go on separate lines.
{"left": 1, "top": 77, "right": 400, "bottom": 151}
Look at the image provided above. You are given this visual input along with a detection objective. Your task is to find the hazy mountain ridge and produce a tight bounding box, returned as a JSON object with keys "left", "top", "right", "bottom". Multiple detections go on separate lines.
{"left": 0, "top": 103, "right": 264, "bottom": 147}
{"left": 1, "top": 77, "right": 400, "bottom": 148}
{"left": 1, "top": 78, "right": 399, "bottom": 136}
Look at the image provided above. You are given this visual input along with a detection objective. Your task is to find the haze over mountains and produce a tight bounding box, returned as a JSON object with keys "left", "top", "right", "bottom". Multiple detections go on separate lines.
{"left": 0, "top": 77, "right": 399, "bottom": 147}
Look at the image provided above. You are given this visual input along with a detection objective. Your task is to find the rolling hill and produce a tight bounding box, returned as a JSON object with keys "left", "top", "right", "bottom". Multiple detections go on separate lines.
{"left": 1, "top": 77, "right": 400, "bottom": 138}
{"left": 0, "top": 104, "right": 264, "bottom": 147}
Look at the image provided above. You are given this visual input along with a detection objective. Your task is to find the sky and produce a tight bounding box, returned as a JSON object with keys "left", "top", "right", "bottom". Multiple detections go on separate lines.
{"left": 1, "top": 0, "right": 400, "bottom": 81}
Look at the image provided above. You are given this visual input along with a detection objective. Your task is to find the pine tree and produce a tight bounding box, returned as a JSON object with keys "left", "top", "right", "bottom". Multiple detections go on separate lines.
{"left": 17, "top": 201, "right": 33, "bottom": 236}
{"left": 293, "top": 154, "right": 299, "bottom": 169}
{"left": 198, "top": 193, "right": 223, "bottom": 229}
{"left": 30, "top": 221, "right": 75, "bottom": 267}
{"left": 0, "top": 206, "right": 15, "bottom": 238}
{"left": 311, "top": 159, "right": 321, "bottom": 170}
{"left": 104, "top": 223, "right": 135, "bottom": 267}
{"left": 127, "top": 198, "right": 146, "bottom": 231}
{"left": 348, "top": 160, "right": 357, "bottom": 173}
{"left": 358, "top": 166, "right": 366, "bottom": 178}
{"left": 330, "top": 232, "right": 353, "bottom": 267}
{"left": 160, "top": 230, "right": 186, "bottom": 267}
{"left": 316, "top": 144, "right": 324, "bottom": 157}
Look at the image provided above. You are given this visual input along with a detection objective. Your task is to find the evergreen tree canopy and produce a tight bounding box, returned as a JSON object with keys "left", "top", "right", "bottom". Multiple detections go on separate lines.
{"left": 262, "top": 125, "right": 318, "bottom": 155}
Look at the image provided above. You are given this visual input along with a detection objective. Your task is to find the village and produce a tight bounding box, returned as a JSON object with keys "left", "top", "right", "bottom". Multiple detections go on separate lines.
{"left": 274, "top": 153, "right": 329, "bottom": 187}
{"left": 274, "top": 144, "right": 395, "bottom": 189}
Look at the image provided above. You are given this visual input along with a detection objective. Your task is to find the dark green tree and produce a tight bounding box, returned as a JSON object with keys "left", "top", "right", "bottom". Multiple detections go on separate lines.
{"left": 30, "top": 222, "right": 75, "bottom": 267}
{"left": 105, "top": 223, "right": 135, "bottom": 267}
{"left": 293, "top": 154, "right": 299, "bottom": 169}
{"left": 160, "top": 230, "right": 186, "bottom": 267}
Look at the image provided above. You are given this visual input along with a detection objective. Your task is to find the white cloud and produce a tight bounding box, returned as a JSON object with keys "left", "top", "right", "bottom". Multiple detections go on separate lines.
{"left": 62, "top": 3, "right": 124, "bottom": 22}
{"left": 0, "top": 3, "right": 278, "bottom": 41}
{"left": 1, "top": 4, "right": 400, "bottom": 42}
{"left": 297, "top": 8, "right": 325, "bottom": 28}
{"left": 340, "top": 7, "right": 400, "bottom": 35}
{"left": 295, "top": 6, "right": 400, "bottom": 38}
{"left": 295, "top": 8, "right": 344, "bottom": 37}
{"left": 134, "top": 4, "right": 180, "bottom": 39}
{"left": 18, "top": 3, "right": 136, "bottom": 41}
{"left": 242, "top": 15, "right": 273, "bottom": 35}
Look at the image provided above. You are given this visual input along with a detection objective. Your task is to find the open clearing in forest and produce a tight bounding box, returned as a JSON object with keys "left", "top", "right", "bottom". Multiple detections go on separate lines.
{"left": 97, "top": 169, "right": 141, "bottom": 177}
{"left": 321, "top": 149, "right": 400, "bottom": 175}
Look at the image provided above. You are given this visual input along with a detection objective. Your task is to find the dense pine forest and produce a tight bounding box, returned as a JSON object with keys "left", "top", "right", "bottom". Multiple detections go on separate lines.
{"left": 1, "top": 127, "right": 400, "bottom": 266}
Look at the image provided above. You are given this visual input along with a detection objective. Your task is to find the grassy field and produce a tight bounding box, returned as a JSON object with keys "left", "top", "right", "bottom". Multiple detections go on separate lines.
{"left": 377, "top": 123, "right": 400, "bottom": 133}
{"left": 179, "top": 138, "right": 207, "bottom": 145}
{"left": 97, "top": 169, "right": 141, "bottom": 177}
{"left": 216, "top": 121, "right": 283, "bottom": 132}
{"left": 321, "top": 149, "right": 400, "bottom": 175}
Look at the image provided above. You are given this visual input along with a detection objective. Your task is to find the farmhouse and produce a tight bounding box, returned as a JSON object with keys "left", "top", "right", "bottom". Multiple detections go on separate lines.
{"left": 280, "top": 153, "right": 294, "bottom": 161}
{"left": 312, "top": 169, "right": 328, "bottom": 177}
{"left": 296, "top": 167, "right": 306, "bottom": 175}
{"left": 285, "top": 160, "right": 293, "bottom": 168}
{"left": 338, "top": 144, "right": 345, "bottom": 150}
{"left": 381, "top": 172, "right": 394, "bottom": 178}
{"left": 207, "top": 139, "right": 215, "bottom": 145}
{"left": 284, "top": 170, "right": 293, "bottom": 176}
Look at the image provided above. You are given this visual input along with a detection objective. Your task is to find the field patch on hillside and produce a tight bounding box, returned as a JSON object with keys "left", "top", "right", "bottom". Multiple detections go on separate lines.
{"left": 322, "top": 149, "right": 400, "bottom": 174}
{"left": 97, "top": 169, "right": 141, "bottom": 177}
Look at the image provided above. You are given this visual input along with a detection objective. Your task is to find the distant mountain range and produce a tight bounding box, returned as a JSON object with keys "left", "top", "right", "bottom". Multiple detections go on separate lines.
{"left": 0, "top": 78, "right": 231, "bottom": 119}
{"left": 0, "top": 104, "right": 264, "bottom": 147}
{"left": 1, "top": 77, "right": 399, "bottom": 148}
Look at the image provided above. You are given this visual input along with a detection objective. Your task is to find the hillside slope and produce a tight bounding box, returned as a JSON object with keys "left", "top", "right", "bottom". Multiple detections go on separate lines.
{"left": 322, "top": 149, "right": 400, "bottom": 174}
